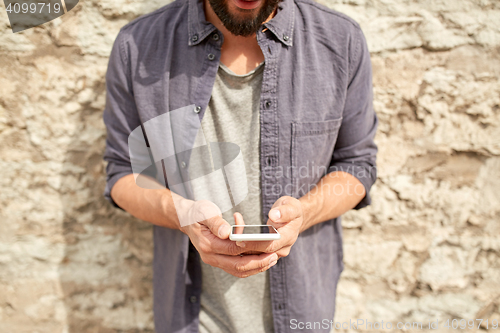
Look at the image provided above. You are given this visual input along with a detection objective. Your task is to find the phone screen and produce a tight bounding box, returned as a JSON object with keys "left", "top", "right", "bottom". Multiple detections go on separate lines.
{"left": 229, "top": 225, "right": 280, "bottom": 241}
{"left": 232, "top": 225, "right": 278, "bottom": 235}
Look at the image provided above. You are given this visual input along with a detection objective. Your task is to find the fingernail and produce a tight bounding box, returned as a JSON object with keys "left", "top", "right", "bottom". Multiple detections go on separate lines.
{"left": 269, "top": 260, "right": 277, "bottom": 267}
{"left": 270, "top": 209, "right": 281, "bottom": 221}
{"left": 218, "top": 225, "right": 229, "bottom": 238}
{"left": 236, "top": 241, "right": 246, "bottom": 248}
{"left": 268, "top": 254, "right": 278, "bottom": 265}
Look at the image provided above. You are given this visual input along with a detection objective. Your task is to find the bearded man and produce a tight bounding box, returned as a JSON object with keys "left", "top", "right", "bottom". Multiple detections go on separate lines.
{"left": 102, "top": 0, "right": 378, "bottom": 330}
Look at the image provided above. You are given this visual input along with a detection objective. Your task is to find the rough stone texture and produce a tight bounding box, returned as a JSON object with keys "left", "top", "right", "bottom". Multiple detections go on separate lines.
{"left": 0, "top": 0, "right": 498, "bottom": 332}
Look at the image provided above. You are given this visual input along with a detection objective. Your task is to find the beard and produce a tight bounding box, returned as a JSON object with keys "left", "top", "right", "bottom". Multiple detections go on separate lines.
{"left": 208, "top": 0, "right": 281, "bottom": 37}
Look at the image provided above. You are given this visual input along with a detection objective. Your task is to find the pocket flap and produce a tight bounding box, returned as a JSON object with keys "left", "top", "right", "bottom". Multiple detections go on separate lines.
{"left": 292, "top": 117, "right": 343, "bottom": 137}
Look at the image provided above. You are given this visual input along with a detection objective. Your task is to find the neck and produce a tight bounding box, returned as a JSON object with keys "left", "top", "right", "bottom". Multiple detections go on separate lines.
{"left": 203, "top": 0, "right": 276, "bottom": 44}
{"left": 203, "top": 0, "right": 276, "bottom": 74}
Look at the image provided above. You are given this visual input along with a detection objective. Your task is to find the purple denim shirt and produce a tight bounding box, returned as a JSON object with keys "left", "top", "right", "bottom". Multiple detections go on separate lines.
{"left": 103, "top": 0, "right": 378, "bottom": 331}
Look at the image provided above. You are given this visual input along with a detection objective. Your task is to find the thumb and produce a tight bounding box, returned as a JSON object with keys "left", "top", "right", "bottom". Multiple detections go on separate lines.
{"left": 191, "top": 200, "right": 231, "bottom": 239}
{"left": 203, "top": 215, "right": 231, "bottom": 239}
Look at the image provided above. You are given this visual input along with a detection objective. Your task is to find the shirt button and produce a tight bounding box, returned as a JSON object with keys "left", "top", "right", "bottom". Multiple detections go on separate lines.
{"left": 265, "top": 100, "right": 272, "bottom": 108}
{"left": 194, "top": 106, "right": 201, "bottom": 113}
{"left": 181, "top": 161, "right": 186, "bottom": 168}
{"left": 192, "top": 34, "right": 198, "bottom": 42}
{"left": 190, "top": 296, "right": 197, "bottom": 303}
{"left": 207, "top": 53, "right": 215, "bottom": 60}
{"left": 212, "top": 33, "right": 219, "bottom": 41}
{"left": 283, "top": 34, "right": 289, "bottom": 41}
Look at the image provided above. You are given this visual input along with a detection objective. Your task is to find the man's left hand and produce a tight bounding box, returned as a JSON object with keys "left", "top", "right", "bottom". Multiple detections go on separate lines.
{"left": 235, "top": 196, "right": 303, "bottom": 259}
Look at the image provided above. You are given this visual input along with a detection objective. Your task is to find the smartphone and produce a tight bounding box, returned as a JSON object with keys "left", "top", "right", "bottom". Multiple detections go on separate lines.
{"left": 229, "top": 225, "right": 281, "bottom": 241}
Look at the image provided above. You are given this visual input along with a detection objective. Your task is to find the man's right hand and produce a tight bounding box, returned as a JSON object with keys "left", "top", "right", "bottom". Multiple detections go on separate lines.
{"left": 179, "top": 200, "right": 278, "bottom": 278}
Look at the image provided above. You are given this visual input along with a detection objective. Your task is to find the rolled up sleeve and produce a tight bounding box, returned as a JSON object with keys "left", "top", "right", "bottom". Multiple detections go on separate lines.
{"left": 102, "top": 31, "right": 140, "bottom": 207}
{"left": 328, "top": 27, "right": 378, "bottom": 210}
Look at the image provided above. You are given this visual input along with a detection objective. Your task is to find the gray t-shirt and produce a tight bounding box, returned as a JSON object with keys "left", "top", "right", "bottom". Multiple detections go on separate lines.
{"left": 192, "top": 62, "right": 274, "bottom": 333}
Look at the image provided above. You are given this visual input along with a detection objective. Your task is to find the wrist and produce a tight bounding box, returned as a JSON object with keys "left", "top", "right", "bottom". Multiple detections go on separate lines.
{"left": 159, "top": 190, "right": 177, "bottom": 230}
{"left": 298, "top": 197, "right": 314, "bottom": 233}
{"left": 161, "top": 190, "right": 191, "bottom": 232}
{"left": 174, "top": 196, "right": 201, "bottom": 234}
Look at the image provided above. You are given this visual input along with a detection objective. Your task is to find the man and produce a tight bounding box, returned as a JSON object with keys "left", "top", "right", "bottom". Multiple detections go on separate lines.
{"left": 103, "top": 0, "right": 377, "bottom": 330}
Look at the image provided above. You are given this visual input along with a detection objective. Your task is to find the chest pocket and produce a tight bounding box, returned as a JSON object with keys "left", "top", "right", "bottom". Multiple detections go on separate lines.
{"left": 291, "top": 118, "right": 343, "bottom": 198}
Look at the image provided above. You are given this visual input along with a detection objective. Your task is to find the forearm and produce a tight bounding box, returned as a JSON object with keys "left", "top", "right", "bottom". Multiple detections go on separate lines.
{"left": 110, "top": 174, "right": 188, "bottom": 230}
{"left": 298, "top": 171, "right": 366, "bottom": 233}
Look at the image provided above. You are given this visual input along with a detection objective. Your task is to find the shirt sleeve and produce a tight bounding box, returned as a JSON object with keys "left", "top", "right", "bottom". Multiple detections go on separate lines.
{"left": 102, "top": 31, "right": 141, "bottom": 208}
{"left": 328, "top": 27, "right": 378, "bottom": 210}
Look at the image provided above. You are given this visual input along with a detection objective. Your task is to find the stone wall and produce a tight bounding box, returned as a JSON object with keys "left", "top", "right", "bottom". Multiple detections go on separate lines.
{"left": 0, "top": 0, "right": 498, "bottom": 332}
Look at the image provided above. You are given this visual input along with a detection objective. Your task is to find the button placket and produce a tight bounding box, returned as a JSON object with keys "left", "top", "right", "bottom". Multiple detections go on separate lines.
{"left": 257, "top": 38, "right": 280, "bottom": 210}
{"left": 192, "top": 39, "right": 220, "bottom": 122}
{"left": 257, "top": 34, "right": 286, "bottom": 331}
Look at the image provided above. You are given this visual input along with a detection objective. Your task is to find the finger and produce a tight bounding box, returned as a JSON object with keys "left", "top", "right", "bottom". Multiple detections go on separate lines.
{"left": 232, "top": 233, "right": 294, "bottom": 258}
{"left": 204, "top": 229, "right": 284, "bottom": 256}
{"left": 239, "top": 250, "right": 264, "bottom": 255}
{"left": 233, "top": 212, "right": 245, "bottom": 236}
{"left": 203, "top": 235, "right": 247, "bottom": 256}
{"left": 234, "top": 212, "right": 245, "bottom": 225}
{"left": 228, "top": 259, "right": 278, "bottom": 278}
{"left": 216, "top": 252, "right": 278, "bottom": 276}
{"left": 235, "top": 239, "right": 276, "bottom": 253}
{"left": 234, "top": 212, "right": 247, "bottom": 246}
{"left": 276, "top": 245, "right": 292, "bottom": 259}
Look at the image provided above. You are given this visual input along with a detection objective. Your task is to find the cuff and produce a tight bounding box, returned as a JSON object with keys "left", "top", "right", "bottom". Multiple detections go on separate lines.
{"left": 327, "top": 162, "right": 377, "bottom": 210}
{"left": 104, "top": 170, "right": 133, "bottom": 209}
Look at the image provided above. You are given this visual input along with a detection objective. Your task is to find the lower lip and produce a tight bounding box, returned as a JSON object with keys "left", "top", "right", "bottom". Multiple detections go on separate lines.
{"left": 232, "top": 0, "right": 262, "bottom": 10}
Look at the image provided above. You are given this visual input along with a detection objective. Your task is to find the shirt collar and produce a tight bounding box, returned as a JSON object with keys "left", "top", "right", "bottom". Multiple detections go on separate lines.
{"left": 187, "top": 0, "right": 217, "bottom": 46}
{"left": 187, "top": 0, "right": 295, "bottom": 47}
{"left": 262, "top": 0, "right": 295, "bottom": 46}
